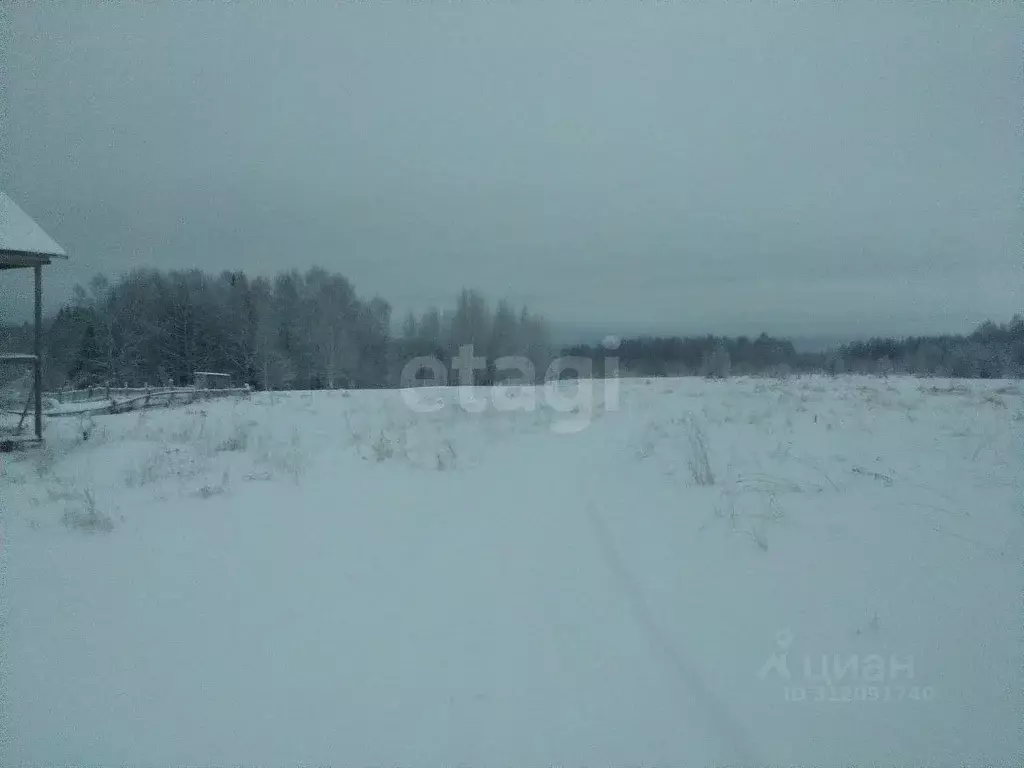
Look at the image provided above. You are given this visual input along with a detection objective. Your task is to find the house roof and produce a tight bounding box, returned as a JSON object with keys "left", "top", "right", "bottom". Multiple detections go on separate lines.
{"left": 0, "top": 190, "right": 67, "bottom": 263}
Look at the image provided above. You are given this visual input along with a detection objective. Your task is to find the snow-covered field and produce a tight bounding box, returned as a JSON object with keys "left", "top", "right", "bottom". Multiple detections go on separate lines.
{"left": 2, "top": 375, "right": 1021, "bottom": 766}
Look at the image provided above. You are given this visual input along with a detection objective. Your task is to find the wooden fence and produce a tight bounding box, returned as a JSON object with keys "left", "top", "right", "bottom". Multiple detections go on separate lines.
{"left": 42, "top": 386, "right": 252, "bottom": 417}
{"left": 43, "top": 386, "right": 182, "bottom": 404}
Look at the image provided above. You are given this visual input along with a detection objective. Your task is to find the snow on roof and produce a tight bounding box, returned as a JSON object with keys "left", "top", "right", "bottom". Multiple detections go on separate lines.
{"left": 0, "top": 190, "right": 66, "bottom": 257}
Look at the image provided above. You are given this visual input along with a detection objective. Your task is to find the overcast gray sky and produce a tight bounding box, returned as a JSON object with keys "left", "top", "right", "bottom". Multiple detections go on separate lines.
{"left": 2, "top": 2, "right": 1020, "bottom": 339}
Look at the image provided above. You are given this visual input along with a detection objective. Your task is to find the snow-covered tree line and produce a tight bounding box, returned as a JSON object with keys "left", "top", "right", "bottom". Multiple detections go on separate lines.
{"left": 825, "top": 319, "right": 1024, "bottom": 378}
{"left": 564, "top": 319, "right": 1024, "bottom": 380}
{"left": 0, "top": 269, "right": 553, "bottom": 390}
{"left": 3, "top": 267, "right": 1019, "bottom": 389}
{"left": 564, "top": 334, "right": 814, "bottom": 378}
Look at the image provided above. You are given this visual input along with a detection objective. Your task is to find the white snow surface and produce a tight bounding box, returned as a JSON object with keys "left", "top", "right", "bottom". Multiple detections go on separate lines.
{"left": 1, "top": 375, "right": 1021, "bottom": 765}
{"left": 0, "top": 190, "right": 66, "bottom": 257}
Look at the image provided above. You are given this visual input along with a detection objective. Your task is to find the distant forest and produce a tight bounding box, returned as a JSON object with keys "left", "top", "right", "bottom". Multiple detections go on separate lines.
{"left": 565, "top": 319, "right": 1024, "bottom": 380}
{"left": 1, "top": 267, "right": 1022, "bottom": 390}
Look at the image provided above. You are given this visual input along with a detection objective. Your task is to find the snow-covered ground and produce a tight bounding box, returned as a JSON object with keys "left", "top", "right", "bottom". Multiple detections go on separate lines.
{"left": 2, "top": 375, "right": 1021, "bottom": 765}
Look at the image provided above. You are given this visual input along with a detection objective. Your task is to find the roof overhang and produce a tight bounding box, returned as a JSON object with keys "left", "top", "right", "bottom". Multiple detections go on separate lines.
{"left": 0, "top": 190, "right": 68, "bottom": 263}
{"left": 0, "top": 249, "right": 69, "bottom": 269}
